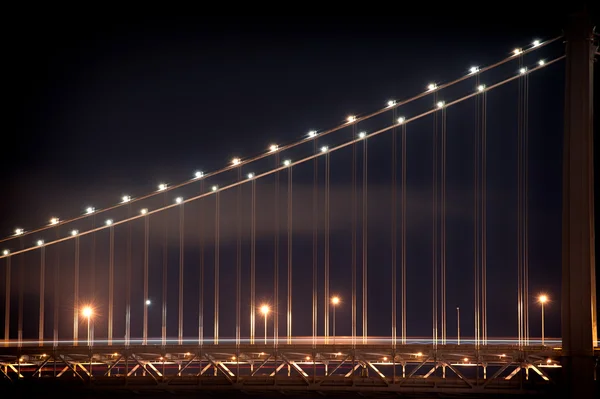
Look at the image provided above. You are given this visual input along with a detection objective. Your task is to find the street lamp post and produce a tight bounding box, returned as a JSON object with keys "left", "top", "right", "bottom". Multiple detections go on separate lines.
{"left": 538, "top": 295, "right": 548, "bottom": 345}
{"left": 331, "top": 296, "right": 340, "bottom": 344}
{"left": 456, "top": 307, "right": 460, "bottom": 345}
{"left": 260, "top": 305, "right": 270, "bottom": 345}
{"left": 81, "top": 306, "right": 93, "bottom": 346}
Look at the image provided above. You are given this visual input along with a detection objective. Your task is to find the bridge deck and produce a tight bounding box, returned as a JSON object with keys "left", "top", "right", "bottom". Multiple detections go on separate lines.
{"left": 1, "top": 343, "right": 583, "bottom": 396}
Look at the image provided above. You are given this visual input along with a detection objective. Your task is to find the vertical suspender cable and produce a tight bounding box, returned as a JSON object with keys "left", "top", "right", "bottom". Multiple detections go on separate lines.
{"left": 178, "top": 201, "right": 185, "bottom": 345}
{"left": 4, "top": 257, "right": 10, "bottom": 344}
{"left": 481, "top": 88, "right": 488, "bottom": 345}
{"left": 90, "top": 215, "right": 95, "bottom": 343}
{"left": 126, "top": 206, "right": 132, "bottom": 346}
{"left": 432, "top": 94, "right": 439, "bottom": 347}
{"left": 516, "top": 56, "right": 524, "bottom": 346}
{"left": 250, "top": 178, "right": 256, "bottom": 344}
{"left": 392, "top": 108, "right": 397, "bottom": 347}
{"left": 53, "top": 229, "right": 59, "bottom": 346}
{"left": 214, "top": 191, "right": 220, "bottom": 344}
{"left": 236, "top": 168, "right": 242, "bottom": 347}
{"left": 474, "top": 78, "right": 481, "bottom": 348}
{"left": 352, "top": 126, "right": 357, "bottom": 346}
{"left": 18, "top": 238, "right": 23, "bottom": 347}
{"left": 362, "top": 132, "right": 368, "bottom": 343}
{"left": 287, "top": 166, "right": 293, "bottom": 344}
{"left": 74, "top": 236, "right": 80, "bottom": 345}
{"left": 199, "top": 180, "right": 205, "bottom": 346}
{"left": 312, "top": 140, "right": 318, "bottom": 346}
{"left": 524, "top": 69, "right": 530, "bottom": 345}
{"left": 162, "top": 194, "right": 168, "bottom": 346}
{"left": 324, "top": 151, "right": 330, "bottom": 340}
{"left": 108, "top": 225, "right": 114, "bottom": 346}
{"left": 39, "top": 245, "right": 45, "bottom": 345}
{"left": 143, "top": 212, "right": 149, "bottom": 345}
{"left": 274, "top": 153, "right": 280, "bottom": 347}
{"left": 441, "top": 107, "right": 447, "bottom": 345}
{"left": 401, "top": 123, "right": 407, "bottom": 345}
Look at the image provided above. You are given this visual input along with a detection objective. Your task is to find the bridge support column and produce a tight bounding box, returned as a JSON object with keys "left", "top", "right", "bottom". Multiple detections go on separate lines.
{"left": 562, "top": 11, "right": 597, "bottom": 399}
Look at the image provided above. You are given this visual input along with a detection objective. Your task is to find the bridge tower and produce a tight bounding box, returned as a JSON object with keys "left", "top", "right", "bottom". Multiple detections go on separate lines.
{"left": 561, "top": 11, "right": 597, "bottom": 398}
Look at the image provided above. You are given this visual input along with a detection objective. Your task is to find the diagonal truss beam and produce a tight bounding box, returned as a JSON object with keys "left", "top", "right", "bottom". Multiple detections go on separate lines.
{"left": 32, "top": 355, "right": 52, "bottom": 377}
{"left": 129, "top": 356, "right": 158, "bottom": 384}
{"left": 327, "top": 354, "right": 350, "bottom": 376}
{"left": 251, "top": 354, "right": 272, "bottom": 376}
{"left": 483, "top": 361, "right": 513, "bottom": 387}
{"left": 204, "top": 354, "right": 233, "bottom": 384}
{"left": 280, "top": 354, "right": 310, "bottom": 385}
{"left": 344, "top": 362, "right": 362, "bottom": 378}
{"left": 103, "top": 354, "right": 123, "bottom": 376}
{"left": 443, "top": 362, "right": 474, "bottom": 388}
{"left": 166, "top": 354, "right": 197, "bottom": 381}
{"left": 399, "top": 355, "right": 431, "bottom": 385}
{"left": 529, "top": 364, "right": 551, "bottom": 382}
{"left": 361, "top": 359, "right": 389, "bottom": 385}
{"left": 504, "top": 365, "right": 522, "bottom": 380}
{"left": 58, "top": 355, "right": 85, "bottom": 382}
{"left": 198, "top": 362, "right": 212, "bottom": 376}
{"left": 268, "top": 362, "right": 286, "bottom": 377}
{"left": 0, "top": 365, "right": 12, "bottom": 382}
{"left": 7, "top": 364, "right": 23, "bottom": 378}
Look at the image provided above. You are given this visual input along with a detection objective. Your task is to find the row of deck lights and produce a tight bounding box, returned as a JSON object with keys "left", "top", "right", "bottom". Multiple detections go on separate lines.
{"left": 4, "top": 38, "right": 550, "bottom": 254}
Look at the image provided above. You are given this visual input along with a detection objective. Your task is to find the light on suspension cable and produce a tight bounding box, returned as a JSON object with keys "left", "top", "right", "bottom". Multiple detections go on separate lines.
{"left": 320, "top": 146, "right": 328, "bottom": 153}
{"left": 158, "top": 183, "right": 167, "bottom": 191}
{"left": 232, "top": 158, "right": 241, "bottom": 165}
{"left": 397, "top": 117, "right": 405, "bottom": 124}
{"left": 85, "top": 206, "right": 95, "bottom": 214}
{"left": 269, "top": 144, "right": 278, "bottom": 152}
{"left": 105, "top": 219, "right": 113, "bottom": 226}
{"left": 122, "top": 195, "right": 131, "bottom": 203}
{"left": 247, "top": 172, "right": 254, "bottom": 179}
{"left": 37, "top": 240, "right": 44, "bottom": 246}
{"left": 283, "top": 159, "right": 291, "bottom": 166}
{"left": 519, "top": 67, "right": 527, "bottom": 75}
{"left": 2, "top": 250, "right": 9, "bottom": 256}
{"left": 49, "top": 217, "right": 59, "bottom": 225}
{"left": 427, "top": 83, "right": 437, "bottom": 91}
{"left": 175, "top": 197, "right": 183, "bottom": 204}
{"left": 358, "top": 131, "right": 367, "bottom": 139}
{"left": 532, "top": 39, "right": 541, "bottom": 47}
{"left": 437, "top": 101, "right": 445, "bottom": 109}
{"left": 477, "top": 84, "right": 486, "bottom": 92}
{"left": 469, "top": 66, "right": 479, "bottom": 74}
{"left": 14, "top": 228, "right": 24, "bottom": 236}
{"left": 387, "top": 100, "right": 396, "bottom": 107}
{"left": 140, "top": 208, "right": 148, "bottom": 215}
{"left": 513, "top": 48, "right": 522, "bottom": 56}
{"left": 538, "top": 59, "right": 545, "bottom": 66}
{"left": 347, "top": 115, "right": 356, "bottom": 123}
{"left": 71, "top": 229, "right": 78, "bottom": 236}
{"left": 145, "top": 299, "right": 151, "bottom": 306}
{"left": 307, "top": 130, "right": 317, "bottom": 138}
{"left": 194, "top": 171, "right": 204, "bottom": 179}
{"left": 211, "top": 185, "right": 218, "bottom": 192}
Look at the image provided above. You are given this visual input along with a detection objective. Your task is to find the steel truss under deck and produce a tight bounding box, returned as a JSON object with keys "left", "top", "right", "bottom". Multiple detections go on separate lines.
{"left": 0, "top": 344, "right": 575, "bottom": 396}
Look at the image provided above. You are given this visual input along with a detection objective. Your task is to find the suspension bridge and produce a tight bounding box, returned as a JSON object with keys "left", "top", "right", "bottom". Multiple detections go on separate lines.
{"left": 0, "top": 15, "right": 597, "bottom": 398}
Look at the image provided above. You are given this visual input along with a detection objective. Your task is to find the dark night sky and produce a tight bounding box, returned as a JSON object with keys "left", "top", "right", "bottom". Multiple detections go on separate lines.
{"left": 1, "top": 10, "right": 598, "bottom": 343}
